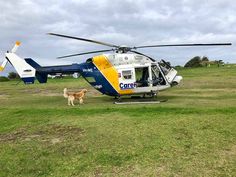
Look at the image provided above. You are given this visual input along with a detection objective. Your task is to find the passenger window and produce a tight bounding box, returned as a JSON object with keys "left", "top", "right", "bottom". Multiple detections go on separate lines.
{"left": 122, "top": 70, "right": 132, "bottom": 79}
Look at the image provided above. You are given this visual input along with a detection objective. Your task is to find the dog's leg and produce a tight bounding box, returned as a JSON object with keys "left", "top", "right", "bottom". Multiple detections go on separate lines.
{"left": 68, "top": 98, "right": 71, "bottom": 106}
{"left": 79, "top": 98, "right": 83, "bottom": 104}
{"left": 71, "top": 97, "right": 75, "bottom": 106}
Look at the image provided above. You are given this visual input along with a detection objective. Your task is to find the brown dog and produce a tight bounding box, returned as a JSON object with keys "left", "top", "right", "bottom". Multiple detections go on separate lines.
{"left": 63, "top": 88, "right": 87, "bottom": 106}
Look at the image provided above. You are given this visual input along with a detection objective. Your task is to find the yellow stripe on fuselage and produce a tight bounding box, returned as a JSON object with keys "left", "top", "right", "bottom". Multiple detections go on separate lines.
{"left": 93, "top": 55, "right": 133, "bottom": 95}
{"left": 0, "top": 66, "right": 4, "bottom": 71}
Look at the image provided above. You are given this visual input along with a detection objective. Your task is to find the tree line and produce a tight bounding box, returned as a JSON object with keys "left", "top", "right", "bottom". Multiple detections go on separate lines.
{"left": 0, "top": 72, "right": 20, "bottom": 82}
{"left": 184, "top": 56, "right": 224, "bottom": 67}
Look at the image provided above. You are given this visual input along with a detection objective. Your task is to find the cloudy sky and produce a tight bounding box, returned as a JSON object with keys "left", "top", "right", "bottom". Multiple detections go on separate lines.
{"left": 0, "top": 0, "right": 235, "bottom": 75}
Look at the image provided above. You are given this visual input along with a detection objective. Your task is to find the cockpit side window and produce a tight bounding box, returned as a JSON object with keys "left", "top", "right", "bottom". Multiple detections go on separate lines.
{"left": 158, "top": 60, "right": 172, "bottom": 75}
{"left": 151, "top": 65, "right": 159, "bottom": 80}
{"left": 122, "top": 70, "right": 132, "bottom": 79}
{"left": 152, "top": 64, "right": 166, "bottom": 86}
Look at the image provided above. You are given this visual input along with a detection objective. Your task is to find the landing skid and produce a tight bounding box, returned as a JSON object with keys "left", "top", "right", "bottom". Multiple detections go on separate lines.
{"left": 114, "top": 97, "right": 168, "bottom": 105}
{"left": 114, "top": 101, "right": 162, "bottom": 105}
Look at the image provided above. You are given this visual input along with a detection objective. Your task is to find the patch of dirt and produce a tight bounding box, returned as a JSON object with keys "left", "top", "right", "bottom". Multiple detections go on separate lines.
{"left": 215, "top": 145, "right": 236, "bottom": 169}
{"left": 38, "top": 93, "right": 62, "bottom": 97}
{"left": 221, "top": 145, "right": 236, "bottom": 156}
{"left": 87, "top": 89, "right": 101, "bottom": 96}
{"left": 0, "top": 124, "right": 84, "bottom": 144}
{"left": 21, "top": 88, "right": 101, "bottom": 97}
{"left": 21, "top": 88, "right": 43, "bottom": 94}
{"left": 0, "top": 128, "right": 27, "bottom": 142}
{"left": 0, "top": 93, "right": 9, "bottom": 98}
{"left": 21, "top": 88, "right": 62, "bottom": 97}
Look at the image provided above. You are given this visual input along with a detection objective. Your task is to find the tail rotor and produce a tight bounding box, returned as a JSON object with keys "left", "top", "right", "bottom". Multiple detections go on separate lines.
{"left": 0, "top": 41, "right": 21, "bottom": 72}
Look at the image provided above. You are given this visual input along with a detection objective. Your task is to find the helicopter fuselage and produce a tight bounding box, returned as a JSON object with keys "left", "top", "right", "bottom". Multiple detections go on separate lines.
{"left": 80, "top": 53, "right": 182, "bottom": 96}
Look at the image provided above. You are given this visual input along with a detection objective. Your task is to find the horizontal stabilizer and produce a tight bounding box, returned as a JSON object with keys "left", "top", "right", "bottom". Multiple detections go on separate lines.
{"left": 25, "top": 58, "right": 47, "bottom": 83}
{"left": 25, "top": 58, "right": 41, "bottom": 69}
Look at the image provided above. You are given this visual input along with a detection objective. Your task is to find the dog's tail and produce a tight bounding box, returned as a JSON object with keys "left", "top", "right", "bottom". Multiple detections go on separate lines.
{"left": 63, "top": 88, "right": 68, "bottom": 98}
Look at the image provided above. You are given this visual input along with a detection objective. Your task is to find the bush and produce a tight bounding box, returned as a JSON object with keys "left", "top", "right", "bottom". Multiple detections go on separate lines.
{"left": 8, "top": 72, "right": 20, "bottom": 80}
{"left": 0, "top": 76, "right": 10, "bottom": 82}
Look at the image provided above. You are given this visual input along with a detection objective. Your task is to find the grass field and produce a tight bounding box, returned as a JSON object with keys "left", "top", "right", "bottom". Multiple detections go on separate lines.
{"left": 0, "top": 66, "right": 236, "bottom": 177}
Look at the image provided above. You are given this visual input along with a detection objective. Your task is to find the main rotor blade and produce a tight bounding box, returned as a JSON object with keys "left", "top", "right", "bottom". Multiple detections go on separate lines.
{"left": 57, "top": 49, "right": 114, "bottom": 59}
{"left": 48, "top": 33, "right": 119, "bottom": 48}
{"left": 130, "top": 50, "right": 156, "bottom": 62}
{"left": 134, "top": 43, "right": 232, "bottom": 49}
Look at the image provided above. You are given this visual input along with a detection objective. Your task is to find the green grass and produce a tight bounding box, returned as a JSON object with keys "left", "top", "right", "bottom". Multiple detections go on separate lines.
{"left": 0, "top": 66, "right": 236, "bottom": 176}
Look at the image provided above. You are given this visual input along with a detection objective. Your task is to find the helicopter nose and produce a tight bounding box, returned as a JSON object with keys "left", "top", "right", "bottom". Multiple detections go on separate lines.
{"left": 171, "top": 75, "right": 183, "bottom": 86}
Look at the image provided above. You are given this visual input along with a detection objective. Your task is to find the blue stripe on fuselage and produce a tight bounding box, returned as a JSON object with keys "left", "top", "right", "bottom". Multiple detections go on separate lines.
{"left": 79, "top": 62, "right": 118, "bottom": 96}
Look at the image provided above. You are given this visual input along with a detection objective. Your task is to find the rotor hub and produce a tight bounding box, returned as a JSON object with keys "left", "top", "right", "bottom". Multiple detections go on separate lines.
{"left": 117, "top": 45, "right": 131, "bottom": 53}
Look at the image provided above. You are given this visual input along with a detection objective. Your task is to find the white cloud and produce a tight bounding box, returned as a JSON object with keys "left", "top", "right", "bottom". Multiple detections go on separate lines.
{"left": 0, "top": 0, "right": 235, "bottom": 75}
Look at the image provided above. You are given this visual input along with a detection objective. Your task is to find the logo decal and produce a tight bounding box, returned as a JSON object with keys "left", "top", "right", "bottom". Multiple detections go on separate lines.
{"left": 119, "top": 83, "right": 137, "bottom": 90}
{"left": 94, "top": 85, "right": 103, "bottom": 89}
{"left": 82, "top": 68, "right": 93, "bottom": 72}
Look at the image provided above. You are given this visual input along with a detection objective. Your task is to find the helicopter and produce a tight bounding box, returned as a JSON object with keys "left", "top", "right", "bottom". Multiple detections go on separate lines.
{"left": 0, "top": 33, "right": 231, "bottom": 100}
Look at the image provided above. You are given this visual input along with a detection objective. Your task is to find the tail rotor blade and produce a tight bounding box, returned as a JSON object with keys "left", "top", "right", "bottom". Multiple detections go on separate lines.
{"left": 0, "top": 59, "right": 8, "bottom": 72}
{"left": 11, "top": 41, "right": 21, "bottom": 53}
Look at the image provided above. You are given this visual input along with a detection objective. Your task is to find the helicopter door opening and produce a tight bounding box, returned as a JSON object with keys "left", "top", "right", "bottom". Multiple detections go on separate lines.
{"left": 151, "top": 64, "right": 166, "bottom": 86}
{"left": 135, "top": 67, "right": 150, "bottom": 87}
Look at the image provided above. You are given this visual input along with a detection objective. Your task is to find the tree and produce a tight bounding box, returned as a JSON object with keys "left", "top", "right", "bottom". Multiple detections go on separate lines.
{"left": 201, "top": 56, "right": 210, "bottom": 67}
{"left": 202, "top": 56, "right": 209, "bottom": 62}
{"left": 184, "top": 56, "right": 202, "bottom": 67}
{"left": 8, "top": 72, "right": 20, "bottom": 80}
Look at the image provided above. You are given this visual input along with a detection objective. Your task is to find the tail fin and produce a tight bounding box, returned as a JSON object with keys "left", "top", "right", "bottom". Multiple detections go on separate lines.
{"left": 4, "top": 42, "right": 36, "bottom": 84}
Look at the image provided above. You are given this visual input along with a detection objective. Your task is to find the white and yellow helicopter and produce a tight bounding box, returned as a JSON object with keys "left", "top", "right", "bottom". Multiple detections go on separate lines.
{"left": 0, "top": 33, "right": 231, "bottom": 101}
